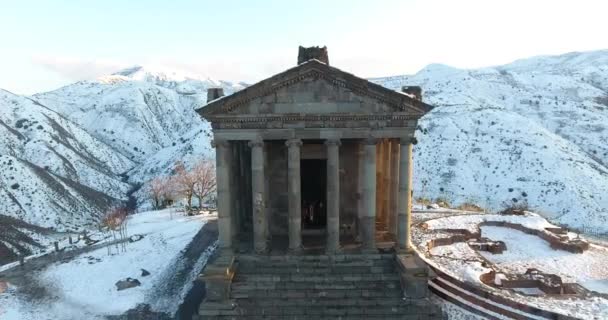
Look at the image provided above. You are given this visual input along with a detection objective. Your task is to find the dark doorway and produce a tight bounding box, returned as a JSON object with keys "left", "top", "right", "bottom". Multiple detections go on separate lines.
{"left": 301, "top": 159, "right": 327, "bottom": 230}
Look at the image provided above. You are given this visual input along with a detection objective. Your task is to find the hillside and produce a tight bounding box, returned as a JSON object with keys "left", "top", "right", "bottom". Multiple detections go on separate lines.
{"left": 33, "top": 67, "right": 245, "bottom": 211}
{"left": 34, "top": 66, "right": 244, "bottom": 181}
{"left": 1, "top": 50, "right": 607, "bottom": 244}
{"left": 0, "top": 90, "right": 132, "bottom": 230}
{"left": 371, "top": 50, "right": 608, "bottom": 233}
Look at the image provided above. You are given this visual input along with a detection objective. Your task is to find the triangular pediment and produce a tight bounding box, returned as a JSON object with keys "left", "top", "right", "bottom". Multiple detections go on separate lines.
{"left": 197, "top": 60, "right": 433, "bottom": 119}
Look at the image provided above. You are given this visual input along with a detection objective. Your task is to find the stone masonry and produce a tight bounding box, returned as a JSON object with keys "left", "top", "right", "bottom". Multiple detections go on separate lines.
{"left": 196, "top": 46, "right": 438, "bottom": 319}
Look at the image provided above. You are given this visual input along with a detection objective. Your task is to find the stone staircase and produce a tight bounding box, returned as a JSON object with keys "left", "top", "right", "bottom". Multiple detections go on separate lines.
{"left": 198, "top": 253, "right": 441, "bottom": 319}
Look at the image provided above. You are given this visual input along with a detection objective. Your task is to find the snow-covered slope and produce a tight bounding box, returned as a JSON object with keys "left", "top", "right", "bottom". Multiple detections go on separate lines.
{"left": 0, "top": 90, "right": 132, "bottom": 230}
{"left": 371, "top": 50, "right": 608, "bottom": 233}
{"left": 34, "top": 67, "right": 242, "bottom": 181}
{"left": 2, "top": 51, "right": 607, "bottom": 237}
{"left": 31, "top": 67, "right": 244, "bottom": 214}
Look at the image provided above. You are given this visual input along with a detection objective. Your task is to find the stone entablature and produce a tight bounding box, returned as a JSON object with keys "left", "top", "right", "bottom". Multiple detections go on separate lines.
{"left": 208, "top": 114, "right": 420, "bottom": 130}
{"left": 482, "top": 268, "right": 584, "bottom": 296}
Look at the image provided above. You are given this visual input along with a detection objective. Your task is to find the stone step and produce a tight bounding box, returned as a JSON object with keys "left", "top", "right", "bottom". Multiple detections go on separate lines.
{"left": 235, "top": 266, "right": 395, "bottom": 276}
{"left": 233, "top": 273, "right": 400, "bottom": 283}
{"left": 231, "top": 280, "right": 400, "bottom": 291}
{"left": 236, "top": 253, "right": 395, "bottom": 263}
{"left": 199, "top": 305, "right": 424, "bottom": 319}
{"left": 230, "top": 288, "right": 402, "bottom": 299}
{"left": 202, "top": 316, "right": 424, "bottom": 320}
{"left": 230, "top": 297, "right": 407, "bottom": 307}
{"left": 237, "top": 259, "right": 395, "bottom": 268}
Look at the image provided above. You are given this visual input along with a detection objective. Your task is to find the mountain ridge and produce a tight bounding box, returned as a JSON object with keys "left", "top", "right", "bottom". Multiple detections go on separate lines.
{"left": 1, "top": 50, "right": 607, "bottom": 243}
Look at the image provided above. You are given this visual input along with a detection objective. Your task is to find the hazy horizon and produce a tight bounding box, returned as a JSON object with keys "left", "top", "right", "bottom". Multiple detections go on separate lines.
{"left": 2, "top": 0, "right": 608, "bottom": 94}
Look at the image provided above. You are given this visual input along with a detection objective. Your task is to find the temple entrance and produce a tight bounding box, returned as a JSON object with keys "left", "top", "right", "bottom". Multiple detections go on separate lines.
{"left": 300, "top": 159, "right": 327, "bottom": 230}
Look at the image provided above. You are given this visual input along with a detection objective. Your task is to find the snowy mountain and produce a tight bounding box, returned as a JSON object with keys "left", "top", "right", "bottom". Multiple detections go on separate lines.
{"left": 33, "top": 67, "right": 245, "bottom": 207}
{"left": 371, "top": 50, "right": 608, "bottom": 233}
{"left": 0, "top": 89, "right": 132, "bottom": 230}
{"left": 1, "top": 50, "right": 607, "bottom": 244}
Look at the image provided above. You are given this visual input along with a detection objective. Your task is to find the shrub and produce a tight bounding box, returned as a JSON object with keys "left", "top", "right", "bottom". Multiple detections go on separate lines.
{"left": 435, "top": 197, "right": 451, "bottom": 208}
{"left": 455, "top": 202, "right": 484, "bottom": 212}
{"left": 498, "top": 201, "right": 530, "bottom": 215}
{"left": 415, "top": 197, "right": 432, "bottom": 206}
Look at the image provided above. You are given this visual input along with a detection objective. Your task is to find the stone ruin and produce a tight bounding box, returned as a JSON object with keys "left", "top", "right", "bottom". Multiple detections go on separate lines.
{"left": 423, "top": 220, "right": 590, "bottom": 254}
{"left": 467, "top": 237, "right": 506, "bottom": 254}
{"left": 481, "top": 268, "right": 584, "bottom": 296}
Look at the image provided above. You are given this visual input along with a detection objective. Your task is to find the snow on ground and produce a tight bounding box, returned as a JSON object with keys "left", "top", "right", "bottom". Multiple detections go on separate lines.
{"left": 424, "top": 212, "right": 556, "bottom": 234}
{"left": 432, "top": 295, "right": 488, "bottom": 320}
{"left": 479, "top": 225, "right": 608, "bottom": 293}
{"left": 429, "top": 242, "right": 492, "bottom": 286}
{"left": 415, "top": 211, "right": 608, "bottom": 319}
{"left": 0, "top": 209, "right": 213, "bottom": 320}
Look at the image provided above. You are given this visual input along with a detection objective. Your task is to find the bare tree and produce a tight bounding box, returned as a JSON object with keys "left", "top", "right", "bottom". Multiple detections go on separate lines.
{"left": 102, "top": 206, "right": 129, "bottom": 255}
{"left": 192, "top": 159, "right": 217, "bottom": 212}
{"left": 174, "top": 161, "right": 197, "bottom": 214}
{"left": 149, "top": 177, "right": 167, "bottom": 209}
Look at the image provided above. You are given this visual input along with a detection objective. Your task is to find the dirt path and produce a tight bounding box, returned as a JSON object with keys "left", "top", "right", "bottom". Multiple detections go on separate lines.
{"left": 0, "top": 237, "right": 130, "bottom": 285}
{"left": 0, "top": 236, "right": 134, "bottom": 308}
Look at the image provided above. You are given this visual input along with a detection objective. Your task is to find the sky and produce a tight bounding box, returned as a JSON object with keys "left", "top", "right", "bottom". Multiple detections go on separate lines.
{"left": 1, "top": 0, "right": 607, "bottom": 95}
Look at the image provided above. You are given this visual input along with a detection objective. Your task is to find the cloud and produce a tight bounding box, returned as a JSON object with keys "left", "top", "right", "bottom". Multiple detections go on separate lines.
{"left": 31, "top": 55, "right": 130, "bottom": 81}
{"left": 29, "top": 54, "right": 281, "bottom": 84}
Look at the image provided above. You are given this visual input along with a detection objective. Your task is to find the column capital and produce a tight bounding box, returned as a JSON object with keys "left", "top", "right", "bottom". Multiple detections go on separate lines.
{"left": 248, "top": 138, "right": 264, "bottom": 148}
{"left": 285, "top": 138, "right": 303, "bottom": 148}
{"left": 400, "top": 137, "right": 418, "bottom": 145}
{"left": 361, "top": 137, "right": 378, "bottom": 145}
{"left": 211, "top": 139, "right": 230, "bottom": 148}
{"left": 324, "top": 138, "right": 341, "bottom": 147}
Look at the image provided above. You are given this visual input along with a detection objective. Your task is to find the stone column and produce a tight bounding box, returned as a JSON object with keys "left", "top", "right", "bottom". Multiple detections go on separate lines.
{"left": 356, "top": 144, "right": 365, "bottom": 242}
{"left": 213, "top": 140, "right": 233, "bottom": 251}
{"left": 361, "top": 138, "right": 378, "bottom": 251}
{"left": 383, "top": 141, "right": 391, "bottom": 229}
{"left": 397, "top": 137, "right": 414, "bottom": 252}
{"left": 286, "top": 139, "right": 303, "bottom": 252}
{"left": 389, "top": 139, "right": 400, "bottom": 238}
{"left": 325, "top": 139, "right": 341, "bottom": 253}
{"left": 249, "top": 138, "right": 267, "bottom": 253}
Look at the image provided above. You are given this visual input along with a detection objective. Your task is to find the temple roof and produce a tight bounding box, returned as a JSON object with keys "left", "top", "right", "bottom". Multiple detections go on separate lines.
{"left": 197, "top": 59, "right": 434, "bottom": 117}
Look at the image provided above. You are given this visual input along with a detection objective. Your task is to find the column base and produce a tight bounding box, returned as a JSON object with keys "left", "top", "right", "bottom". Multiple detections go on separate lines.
{"left": 325, "top": 246, "right": 342, "bottom": 255}
{"left": 254, "top": 247, "right": 269, "bottom": 255}
{"left": 288, "top": 246, "right": 303, "bottom": 255}
{"left": 360, "top": 247, "right": 379, "bottom": 254}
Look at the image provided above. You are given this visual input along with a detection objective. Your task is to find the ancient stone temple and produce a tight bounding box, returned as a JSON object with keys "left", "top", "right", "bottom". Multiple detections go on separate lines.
{"left": 195, "top": 46, "right": 441, "bottom": 319}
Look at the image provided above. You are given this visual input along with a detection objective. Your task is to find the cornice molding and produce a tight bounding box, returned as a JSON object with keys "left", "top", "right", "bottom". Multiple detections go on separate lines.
{"left": 198, "top": 61, "right": 434, "bottom": 118}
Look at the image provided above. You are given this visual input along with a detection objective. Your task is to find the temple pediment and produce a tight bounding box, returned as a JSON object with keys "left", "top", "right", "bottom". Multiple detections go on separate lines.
{"left": 197, "top": 60, "right": 433, "bottom": 120}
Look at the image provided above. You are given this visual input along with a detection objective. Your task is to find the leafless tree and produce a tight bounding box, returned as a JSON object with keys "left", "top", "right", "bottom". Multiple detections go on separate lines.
{"left": 174, "top": 161, "right": 197, "bottom": 213}
{"left": 149, "top": 177, "right": 167, "bottom": 209}
{"left": 192, "top": 159, "right": 217, "bottom": 212}
{"left": 102, "top": 206, "right": 129, "bottom": 255}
